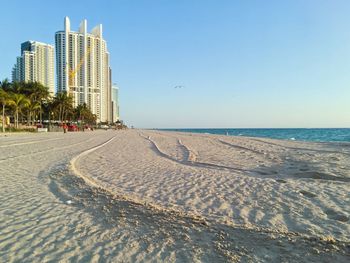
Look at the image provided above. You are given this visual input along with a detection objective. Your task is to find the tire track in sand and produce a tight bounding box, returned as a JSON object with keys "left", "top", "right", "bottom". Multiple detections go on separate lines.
{"left": 0, "top": 137, "right": 95, "bottom": 163}
{"left": 139, "top": 132, "right": 251, "bottom": 173}
{"left": 68, "top": 133, "right": 214, "bottom": 224}
{"left": 70, "top": 135, "right": 117, "bottom": 189}
{"left": 0, "top": 137, "right": 62, "bottom": 148}
{"left": 217, "top": 139, "right": 266, "bottom": 156}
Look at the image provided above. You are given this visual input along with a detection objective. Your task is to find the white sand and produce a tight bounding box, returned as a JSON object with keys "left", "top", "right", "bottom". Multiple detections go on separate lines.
{"left": 0, "top": 130, "right": 349, "bottom": 262}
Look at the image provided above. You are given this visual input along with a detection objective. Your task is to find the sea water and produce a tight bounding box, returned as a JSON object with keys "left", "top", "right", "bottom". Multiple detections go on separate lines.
{"left": 158, "top": 128, "right": 350, "bottom": 142}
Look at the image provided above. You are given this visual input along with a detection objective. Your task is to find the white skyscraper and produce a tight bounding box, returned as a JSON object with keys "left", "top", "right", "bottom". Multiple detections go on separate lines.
{"left": 55, "top": 17, "right": 112, "bottom": 123}
{"left": 112, "top": 84, "right": 120, "bottom": 122}
{"left": 12, "top": 41, "right": 55, "bottom": 94}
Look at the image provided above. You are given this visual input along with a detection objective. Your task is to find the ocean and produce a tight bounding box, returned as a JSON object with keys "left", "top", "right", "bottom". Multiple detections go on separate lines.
{"left": 158, "top": 128, "right": 350, "bottom": 142}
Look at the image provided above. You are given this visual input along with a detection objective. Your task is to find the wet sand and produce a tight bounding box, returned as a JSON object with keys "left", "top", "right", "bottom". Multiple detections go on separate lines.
{"left": 0, "top": 130, "right": 349, "bottom": 262}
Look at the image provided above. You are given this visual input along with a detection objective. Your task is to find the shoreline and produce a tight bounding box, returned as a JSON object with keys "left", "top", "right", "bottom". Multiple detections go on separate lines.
{"left": 154, "top": 128, "right": 350, "bottom": 144}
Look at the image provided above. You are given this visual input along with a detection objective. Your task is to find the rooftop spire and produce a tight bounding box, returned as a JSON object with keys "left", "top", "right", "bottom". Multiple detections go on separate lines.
{"left": 64, "top": 16, "right": 70, "bottom": 32}
{"left": 91, "top": 24, "right": 103, "bottom": 38}
{"left": 79, "top": 19, "right": 87, "bottom": 34}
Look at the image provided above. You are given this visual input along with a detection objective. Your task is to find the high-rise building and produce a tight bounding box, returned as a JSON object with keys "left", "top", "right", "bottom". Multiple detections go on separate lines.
{"left": 55, "top": 17, "right": 112, "bottom": 123}
{"left": 12, "top": 41, "right": 55, "bottom": 94}
{"left": 112, "top": 84, "right": 120, "bottom": 122}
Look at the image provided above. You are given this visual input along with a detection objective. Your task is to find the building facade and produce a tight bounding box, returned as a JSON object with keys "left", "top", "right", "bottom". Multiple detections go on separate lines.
{"left": 112, "top": 84, "right": 120, "bottom": 122}
{"left": 55, "top": 17, "right": 112, "bottom": 123}
{"left": 12, "top": 41, "right": 55, "bottom": 94}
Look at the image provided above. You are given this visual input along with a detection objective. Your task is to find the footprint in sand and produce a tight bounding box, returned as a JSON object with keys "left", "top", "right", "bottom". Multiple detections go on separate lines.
{"left": 299, "top": 190, "right": 317, "bottom": 198}
{"left": 294, "top": 171, "right": 350, "bottom": 182}
{"left": 254, "top": 171, "right": 268, "bottom": 176}
{"left": 256, "top": 170, "right": 278, "bottom": 176}
{"left": 324, "top": 209, "right": 349, "bottom": 222}
{"left": 329, "top": 156, "right": 340, "bottom": 162}
{"left": 275, "top": 179, "right": 287, "bottom": 184}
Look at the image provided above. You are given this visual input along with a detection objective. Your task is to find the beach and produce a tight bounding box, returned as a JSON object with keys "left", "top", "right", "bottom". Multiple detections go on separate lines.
{"left": 0, "top": 129, "right": 349, "bottom": 262}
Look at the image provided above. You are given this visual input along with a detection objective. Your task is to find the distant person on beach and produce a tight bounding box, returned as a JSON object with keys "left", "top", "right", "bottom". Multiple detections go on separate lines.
{"left": 63, "top": 124, "right": 68, "bottom": 133}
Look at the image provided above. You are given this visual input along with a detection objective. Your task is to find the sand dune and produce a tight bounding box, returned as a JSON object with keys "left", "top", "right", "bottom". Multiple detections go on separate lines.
{"left": 0, "top": 130, "right": 349, "bottom": 262}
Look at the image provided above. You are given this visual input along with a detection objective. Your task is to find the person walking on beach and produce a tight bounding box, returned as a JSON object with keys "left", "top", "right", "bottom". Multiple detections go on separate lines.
{"left": 63, "top": 123, "right": 68, "bottom": 133}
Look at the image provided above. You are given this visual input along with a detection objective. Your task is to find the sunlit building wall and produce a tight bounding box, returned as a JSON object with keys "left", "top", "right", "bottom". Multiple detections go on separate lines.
{"left": 111, "top": 84, "right": 120, "bottom": 122}
{"left": 12, "top": 41, "right": 55, "bottom": 94}
{"left": 55, "top": 16, "right": 112, "bottom": 123}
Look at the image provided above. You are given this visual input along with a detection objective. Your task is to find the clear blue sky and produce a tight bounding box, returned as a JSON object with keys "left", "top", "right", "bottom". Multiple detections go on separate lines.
{"left": 1, "top": 0, "right": 349, "bottom": 128}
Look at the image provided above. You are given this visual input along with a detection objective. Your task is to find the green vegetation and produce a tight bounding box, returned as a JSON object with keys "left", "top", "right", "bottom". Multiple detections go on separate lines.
{"left": 0, "top": 79, "right": 97, "bottom": 132}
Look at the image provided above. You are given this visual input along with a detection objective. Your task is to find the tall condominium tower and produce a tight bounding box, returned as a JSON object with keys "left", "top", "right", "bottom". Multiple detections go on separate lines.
{"left": 111, "top": 84, "right": 120, "bottom": 122}
{"left": 12, "top": 41, "right": 55, "bottom": 94}
{"left": 55, "top": 17, "right": 112, "bottom": 123}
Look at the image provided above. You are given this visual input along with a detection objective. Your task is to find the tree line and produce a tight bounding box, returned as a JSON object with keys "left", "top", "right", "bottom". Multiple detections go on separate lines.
{"left": 0, "top": 79, "right": 97, "bottom": 132}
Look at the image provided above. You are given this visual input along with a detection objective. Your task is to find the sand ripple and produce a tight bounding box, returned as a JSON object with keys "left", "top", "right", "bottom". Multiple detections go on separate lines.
{"left": 77, "top": 130, "right": 350, "bottom": 242}
{"left": 0, "top": 130, "right": 349, "bottom": 262}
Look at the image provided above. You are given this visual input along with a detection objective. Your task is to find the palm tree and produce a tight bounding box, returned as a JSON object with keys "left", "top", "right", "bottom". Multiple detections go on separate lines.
{"left": 74, "top": 103, "right": 96, "bottom": 125}
{"left": 0, "top": 79, "right": 12, "bottom": 92}
{"left": 8, "top": 93, "right": 29, "bottom": 129}
{"left": 54, "top": 91, "right": 73, "bottom": 122}
{"left": 25, "top": 100, "right": 41, "bottom": 125}
{"left": 0, "top": 90, "right": 9, "bottom": 132}
{"left": 75, "top": 103, "right": 88, "bottom": 121}
{"left": 34, "top": 82, "right": 49, "bottom": 124}
{"left": 23, "top": 82, "right": 50, "bottom": 124}
{"left": 0, "top": 79, "right": 12, "bottom": 132}
{"left": 11, "top": 81, "right": 24, "bottom": 93}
